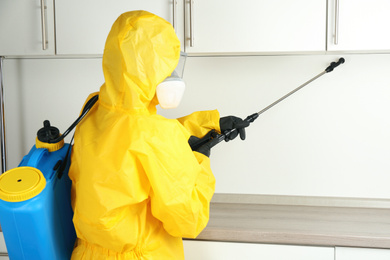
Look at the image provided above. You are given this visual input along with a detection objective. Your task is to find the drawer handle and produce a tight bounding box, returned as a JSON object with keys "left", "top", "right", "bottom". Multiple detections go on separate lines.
{"left": 40, "top": 0, "right": 48, "bottom": 50}
{"left": 0, "top": 57, "right": 6, "bottom": 173}
{"left": 189, "top": 0, "right": 194, "bottom": 47}
{"left": 173, "top": 0, "right": 177, "bottom": 31}
{"left": 334, "top": 0, "right": 340, "bottom": 45}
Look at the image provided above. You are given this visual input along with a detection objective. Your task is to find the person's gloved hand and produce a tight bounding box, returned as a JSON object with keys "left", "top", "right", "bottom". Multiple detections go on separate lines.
{"left": 194, "top": 137, "right": 221, "bottom": 157}
{"left": 188, "top": 130, "right": 216, "bottom": 151}
{"left": 220, "top": 116, "right": 250, "bottom": 141}
{"left": 196, "top": 142, "right": 212, "bottom": 157}
{"left": 188, "top": 133, "right": 220, "bottom": 157}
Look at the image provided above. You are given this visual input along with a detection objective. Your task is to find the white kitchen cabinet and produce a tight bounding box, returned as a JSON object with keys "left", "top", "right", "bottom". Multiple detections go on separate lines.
{"left": 0, "top": 0, "right": 55, "bottom": 56}
{"left": 183, "top": 240, "right": 334, "bottom": 260}
{"left": 327, "top": 0, "right": 390, "bottom": 52}
{"left": 336, "top": 247, "right": 390, "bottom": 260}
{"left": 183, "top": 0, "right": 326, "bottom": 54}
{"left": 0, "top": 232, "right": 7, "bottom": 259}
{"left": 55, "top": 0, "right": 184, "bottom": 55}
{"left": 0, "top": 233, "right": 6, "bottom": 253}
{"left": 57, "top": 0, "right": 326, "bottom": 56}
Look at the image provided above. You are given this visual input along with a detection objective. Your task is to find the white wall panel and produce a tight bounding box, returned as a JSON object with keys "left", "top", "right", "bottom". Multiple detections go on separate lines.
{"left": 161, "top": 54, "right": 390, "bottom": 198}
{"left": 3, "top": 54, "right": 390, "bottom": 199}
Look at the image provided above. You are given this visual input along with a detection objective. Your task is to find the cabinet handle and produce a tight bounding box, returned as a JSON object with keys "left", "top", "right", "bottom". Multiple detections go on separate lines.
{"left": 0, "top": 57, "right": 7, "bottom": 174}
{"left": 334, "top": 0, "right": 339, "bottom": 45}
{"left": 173, "top": 0, "right": 177, "bottom": 31}
{"left": 40, "top": 0, "right": 48, "bottom": 50}
{"left": 189, "top": 0, "right": 194, "bottom": 47}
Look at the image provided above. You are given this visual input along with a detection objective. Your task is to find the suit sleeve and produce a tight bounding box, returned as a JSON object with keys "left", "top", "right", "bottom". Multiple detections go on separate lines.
{"left": 144, "top": 119, "right": 216, "bottom": 238}
{"left": 177, "top": 110, "right": 221, "bottom": 137}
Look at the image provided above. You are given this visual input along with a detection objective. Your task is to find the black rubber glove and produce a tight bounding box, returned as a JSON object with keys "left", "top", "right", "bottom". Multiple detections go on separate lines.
{"left": 196, "top": 142, "right": 212, "bottom": 157}
{"left": 195, "top": 138, "right": 221, "bottom": 157}
{"left": 219, "top": 116, "right": 250, "bottom": 141}
{"left": 188, "top": 130, "right": 216, "bottom": 151}
{"left": 188, "top": 135, "right": 202, "bottom": 151}
{"left": 188, "top": 134, "right": 220, "bottom": 157}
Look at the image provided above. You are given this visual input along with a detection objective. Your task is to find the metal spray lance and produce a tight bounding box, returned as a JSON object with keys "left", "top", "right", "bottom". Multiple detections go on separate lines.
{"left": 190, "top": 58, "right": 346, "bottom": 151}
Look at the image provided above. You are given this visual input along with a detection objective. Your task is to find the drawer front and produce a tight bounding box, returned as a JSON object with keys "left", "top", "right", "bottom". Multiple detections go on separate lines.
{"left": 184, "top": 240, "right": 334, "bottom": 260}
{"left": 336, "top": 247, "right": 390, "bottom": 260}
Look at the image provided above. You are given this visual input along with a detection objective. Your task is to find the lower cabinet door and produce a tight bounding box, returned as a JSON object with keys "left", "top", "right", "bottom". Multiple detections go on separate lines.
{"left": 336, "top": 247, "right": 390, "bottom": 260}
{"left": 183, "top": 240, "right": 334, "bottom": 260}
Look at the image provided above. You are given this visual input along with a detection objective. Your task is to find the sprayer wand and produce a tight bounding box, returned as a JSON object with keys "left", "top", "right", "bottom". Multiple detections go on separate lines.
{"left": 190, "top": 57, "right": 345, "bottom": 151}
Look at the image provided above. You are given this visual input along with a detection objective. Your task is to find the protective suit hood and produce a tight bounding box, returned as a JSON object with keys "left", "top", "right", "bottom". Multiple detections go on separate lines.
{"left": 99, "top": 11, "right": 181, "bottom": 114}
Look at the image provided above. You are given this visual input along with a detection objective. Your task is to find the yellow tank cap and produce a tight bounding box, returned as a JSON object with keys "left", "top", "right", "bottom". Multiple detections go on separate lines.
{"left": 0, "top": 167, "right": 46, "bottom": 202}
{"left": 35, "top": 137, "right": 64, "bottom": 152}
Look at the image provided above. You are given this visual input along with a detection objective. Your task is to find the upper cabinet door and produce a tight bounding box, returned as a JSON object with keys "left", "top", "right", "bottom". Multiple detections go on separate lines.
{"left": 183, "top": 0, "right": 327, "bottom": 54}
{"left": 327, "top": 0, "right": 390, "bottom": 51}
{"left": 0, "top": 0, "right": 55, "bottom": 56}
{"left": 55, "top": 0, "right": 184, "bottom": 56}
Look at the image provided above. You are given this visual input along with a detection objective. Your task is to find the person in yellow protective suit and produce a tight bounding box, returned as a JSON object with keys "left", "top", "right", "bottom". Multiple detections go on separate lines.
{"left": 69, "top": 10, "right": 248, "bottom": 260}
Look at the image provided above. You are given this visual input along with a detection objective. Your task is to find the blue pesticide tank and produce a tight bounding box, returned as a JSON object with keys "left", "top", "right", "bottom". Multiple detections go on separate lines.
{"left": 0, "top": 122, "right": 76, "bottom": 259}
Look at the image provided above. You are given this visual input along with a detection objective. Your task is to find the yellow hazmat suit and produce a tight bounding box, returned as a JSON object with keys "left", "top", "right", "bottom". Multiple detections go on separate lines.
{"left": 69, "top": 11, "right": 219, "bottom": 259}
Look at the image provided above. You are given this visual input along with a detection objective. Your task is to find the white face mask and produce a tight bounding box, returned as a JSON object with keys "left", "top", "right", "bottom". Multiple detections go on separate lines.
{"left": 157, "top": 52, "right": 187, "bottom": 109}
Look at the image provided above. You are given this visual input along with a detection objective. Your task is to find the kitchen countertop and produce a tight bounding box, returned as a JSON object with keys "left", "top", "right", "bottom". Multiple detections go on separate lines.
{"left": 1, "top": 198, "right": 390, "bottom": 250}
{"left": 192, "top": 202, "right": 390, "bottom": 249}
